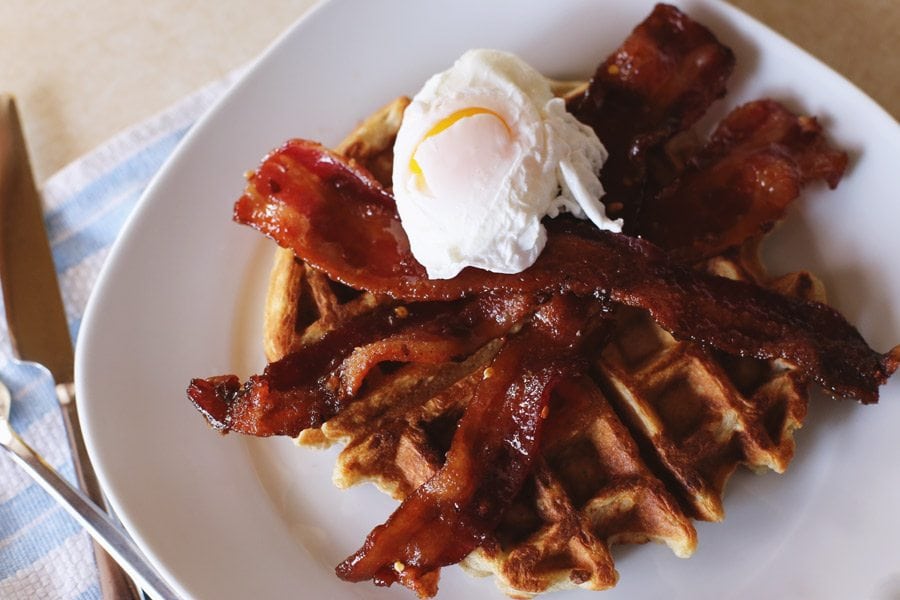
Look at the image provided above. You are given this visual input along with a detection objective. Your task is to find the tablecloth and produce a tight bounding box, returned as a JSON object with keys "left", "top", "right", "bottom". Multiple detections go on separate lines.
{"left": 0, "top": 71, "right": 240, "bottom": 600}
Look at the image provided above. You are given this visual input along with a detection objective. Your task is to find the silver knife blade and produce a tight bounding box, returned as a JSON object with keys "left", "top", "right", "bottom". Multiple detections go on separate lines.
{"left": 0, "top": 95, "right": 73, "bottom": 383}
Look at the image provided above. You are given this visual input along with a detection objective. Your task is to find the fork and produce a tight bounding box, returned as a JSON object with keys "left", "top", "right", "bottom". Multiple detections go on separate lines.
{"left": 0, "top": 378, "right": 180, "bottom": 600}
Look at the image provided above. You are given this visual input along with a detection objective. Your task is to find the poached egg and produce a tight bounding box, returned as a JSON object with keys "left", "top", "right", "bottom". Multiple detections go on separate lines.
{"left": 392, "top": 49, "right": 622, "bottom": 280}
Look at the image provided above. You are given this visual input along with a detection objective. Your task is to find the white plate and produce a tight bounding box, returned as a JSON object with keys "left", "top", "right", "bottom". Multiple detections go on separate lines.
{"left": 76, "top": 1, "right": 900, "bottom": 598}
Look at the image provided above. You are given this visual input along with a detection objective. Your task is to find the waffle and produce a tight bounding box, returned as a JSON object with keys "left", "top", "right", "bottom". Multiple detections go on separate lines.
{"left": 595, "top": 248, "right": 822, "bottom": 522}
{"left": 261, "top": 96, "right": 824, "bottom": 596}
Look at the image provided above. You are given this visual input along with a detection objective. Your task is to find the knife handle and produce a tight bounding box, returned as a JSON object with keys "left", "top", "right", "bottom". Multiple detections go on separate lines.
{"left": 57, "top": 382, "right": 146, "bottom": 600}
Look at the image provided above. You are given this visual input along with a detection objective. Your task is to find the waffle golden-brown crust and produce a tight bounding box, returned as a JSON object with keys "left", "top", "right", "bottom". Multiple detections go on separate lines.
{"left": 596, "top": 246, "right": 822, "bottom": 522}
{"left": 260, "top": 94, "right": 824, "bottom": 596}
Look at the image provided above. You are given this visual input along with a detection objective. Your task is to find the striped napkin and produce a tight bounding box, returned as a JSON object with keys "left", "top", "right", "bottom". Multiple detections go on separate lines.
{"left": 0, "top": 72, "right": 239, "bottom": 600}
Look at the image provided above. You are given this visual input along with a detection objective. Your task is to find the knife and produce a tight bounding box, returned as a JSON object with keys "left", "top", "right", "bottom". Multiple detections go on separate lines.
{"left": 0, "top": 95, "right": 146, "bottom": 600}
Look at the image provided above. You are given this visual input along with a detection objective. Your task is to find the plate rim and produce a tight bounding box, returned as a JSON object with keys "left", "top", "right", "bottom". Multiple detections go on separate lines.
{"left": 74, "top": 1, "right": 900, "bottom": 599}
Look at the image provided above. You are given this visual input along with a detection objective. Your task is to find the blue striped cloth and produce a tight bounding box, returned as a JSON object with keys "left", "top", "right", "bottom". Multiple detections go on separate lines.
{"left": 0, "top": 74, "right": 237, "bottom": 600}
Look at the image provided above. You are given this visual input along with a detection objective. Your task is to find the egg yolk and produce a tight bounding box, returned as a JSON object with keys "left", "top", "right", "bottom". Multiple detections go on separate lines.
{"left": 409, "top": 107, "right": 513, "bottom": 179}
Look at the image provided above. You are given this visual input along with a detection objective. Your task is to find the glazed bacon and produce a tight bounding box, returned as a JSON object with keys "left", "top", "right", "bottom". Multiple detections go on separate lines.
{"left": 188, "top": 294, "right": 536, "bottom": 437}
{"left": 234, "top": 139, "right": 898, "bottom": 404}
{"left": 570, "top": 3, "right": 735, "bottom": 226}
{"left": 569, "top": 5, "right": 847, "bottom": 259}
{"left": 638, "top": 99, "right": 849, "bottom": 261}
{"left": 336, "top": 296, "right": 594, "bottom": 596}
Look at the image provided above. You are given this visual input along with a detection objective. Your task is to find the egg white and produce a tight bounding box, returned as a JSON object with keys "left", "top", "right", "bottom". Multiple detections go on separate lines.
{"left": 393, "top": 49, "right": 621, "bottom": 279}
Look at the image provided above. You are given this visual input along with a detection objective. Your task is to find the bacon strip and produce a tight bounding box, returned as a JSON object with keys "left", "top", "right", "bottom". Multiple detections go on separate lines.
{"left": 233, "top": 140, "right": 898, "bottom": 403}
{"left": 637, "top": 100, "right": 849, "bottom": 260}
{"left": 570, "top": 3, "right": 735, "bottom": 225}
{"left": 187, "top": 294, "right": 535, "bottom": 437}
{"left": 336, "top": 297, "right": 592, "bottom": 596}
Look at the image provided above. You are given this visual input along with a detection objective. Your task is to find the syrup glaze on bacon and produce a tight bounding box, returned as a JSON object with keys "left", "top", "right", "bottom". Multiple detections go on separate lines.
{"left": 569, "top": 3, "right": 735, "bottom": 228}
{"left": 188, "top": 294, "right": 536, "bottom": 437}
{"left": 638, "top": 99, "right": 849, "bottom": 261}
{"left": 232, "top": 139, "right": 896, "bottom": 404}
{"left": 336, "top": 296, "right": 597, "bottom": 596}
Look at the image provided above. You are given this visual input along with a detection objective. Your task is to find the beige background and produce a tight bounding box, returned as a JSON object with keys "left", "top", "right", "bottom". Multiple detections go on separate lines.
{"left": 3, "top": 0, "right": 898, "bottom": 183}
